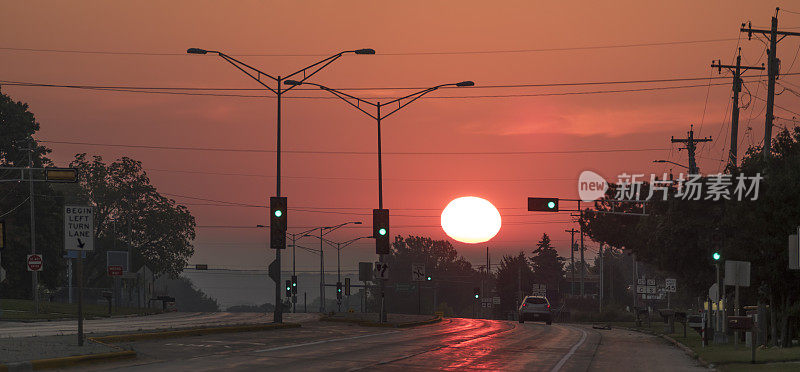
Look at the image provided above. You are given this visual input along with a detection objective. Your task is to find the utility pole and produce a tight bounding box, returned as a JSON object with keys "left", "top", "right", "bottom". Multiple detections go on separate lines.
{"left": 671, "top": 124, "right": 712, "bottom": 174}
{"left": 579, "top": 202, "right": 585, "bottom": 297}
{"left": 741, "top": 8, "right": 800, "bottom": 161}
{"left": 565, "top": 228, "right": 578, "bottom": 296}
{"left": 599, "top": 244, "right": 604, "bottom": 313}
{"left": 26, "top": 145, "right": 38, "bottom": 314}
{"left": 712, "top": 49, "right": 764, "bottom": 170}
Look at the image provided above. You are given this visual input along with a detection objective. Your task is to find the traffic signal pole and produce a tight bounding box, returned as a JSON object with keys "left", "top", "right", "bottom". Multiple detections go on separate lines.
{"left": 377, "top": 105, "right": 387, "bottom": 323}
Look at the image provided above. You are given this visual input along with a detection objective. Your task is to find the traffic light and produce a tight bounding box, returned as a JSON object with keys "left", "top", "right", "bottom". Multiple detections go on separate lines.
{"left": 528, "top": 197, "right": 559, "bottom": 212}
{"left": 345, "top": 277, "right": 351, "bottom": 295}
{"left": 270, "top": 197, "right": 287, "bottom": 249}
{"left": 473, "top": 287, "right": 480, "bottom": 299}
{"left": 373, "top": 209, "right": 390, "bottom": 254}
{"left": 336, "top": 281, "right": 343, "bottom": 299}
{"left": 426, "top": 275, "right": 432, "bottom": 281}
{"left": 712, "top": 251, "right": 721, "bottom": 261}
{"left": 291, "top": 275, "right": 298, "bottom": 294}
{"left": 285, "top": 280, "right": 292, "bottom": 298}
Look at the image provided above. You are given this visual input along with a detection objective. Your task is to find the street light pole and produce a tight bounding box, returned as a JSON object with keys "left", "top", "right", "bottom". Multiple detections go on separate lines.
{"left": 189, "top": 47, "right": 373, "bottom": 323}
{"left": 284, "top": 79, "right": 474, "bottom": 322}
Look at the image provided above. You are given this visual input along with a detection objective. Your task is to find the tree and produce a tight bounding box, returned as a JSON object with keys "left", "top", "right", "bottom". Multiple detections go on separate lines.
{"left": 386, "top": 235, "right": 479, "bottom": 315}
{"left": 529, "top": 233, "right": 566, "bottom": 294}
{"left": 494, "top": 252, "right": 534, "bottom": 314}
{"left": 0, "top": 88, "right": 65, "bottom": 298}
{"left": 69, "top": 154, "right": 196, "bottom": 282}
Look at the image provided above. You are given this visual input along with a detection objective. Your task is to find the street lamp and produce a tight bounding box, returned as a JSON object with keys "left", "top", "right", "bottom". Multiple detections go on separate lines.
{"left": 284, "top": 79, "right": 473, "bottom": 321}
{"left": 318, "top": 235, "right": 373, "bottom": 312}
{"left": 189, "top": 47, "right": 373, "bottom": 323}
{"left": 298, "top": 221, "right": 362, "bottom": 313}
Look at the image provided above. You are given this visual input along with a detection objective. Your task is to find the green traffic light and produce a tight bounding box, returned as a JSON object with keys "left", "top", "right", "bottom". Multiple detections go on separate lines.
{"left": 274, "top": 210, "right": 283, "bottom": 217}
{"left": 712, "top": 252, "right": 721, "bottom": 261}
{"left": 547, "top": 201, "right": 556, "bottom": 209}
{"left": 378, "top": 228, "right": 387, "bottom": 236}
{"left": 292, "top": 283, "right": 296, "bottom": 287}
{"left": 427, "top": 276, "right": 432, "bottom": 281}
{"left": 474, "top": 294, "right": 479, "bottom": 299}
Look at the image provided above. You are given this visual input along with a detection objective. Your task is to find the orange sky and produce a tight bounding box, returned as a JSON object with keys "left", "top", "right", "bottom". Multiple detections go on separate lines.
{"left": 2, "top": 1, "right": 800, "bottom": 272}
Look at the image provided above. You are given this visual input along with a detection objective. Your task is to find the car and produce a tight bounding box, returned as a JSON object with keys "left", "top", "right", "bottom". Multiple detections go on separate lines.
{"left": 518, "top": 295, "right": 552, "bottom": 325}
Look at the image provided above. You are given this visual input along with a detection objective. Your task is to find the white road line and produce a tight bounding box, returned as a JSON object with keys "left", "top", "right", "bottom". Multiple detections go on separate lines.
{"left": 253, "top": 330, "right": 400, "bottom": 353}
{"left": 550, "top": 325, "right": 588, "bottom": 372}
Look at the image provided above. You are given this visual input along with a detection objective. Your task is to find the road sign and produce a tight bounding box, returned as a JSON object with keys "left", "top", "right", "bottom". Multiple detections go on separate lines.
{"left": 636, "top": 285, "right": 646, "bottom": 294}
{"left": 374, "top": 262, "right": 389, "bottom": 279}
{"left": 637, "top": 278, "right": 646, "bottom": 285}
{"left": 268, "top": 259, "right": 280, "bottom": 283}
{"left": 725, "top": 260, "right": 751, "bottom": 287}
{"left": 492, "top": 296, "right": 500, "bottom": 305}
{"left": 411, "top": 263, "right": 425, "bottom": 281}
{"left": 647, "top": 279, "right": 656, "bottom": 286}
{"left": 709, "top": 283, "right": 719, "bottom": 303}
{"left": 107, "top": 251, "right": 129, "bottom": 274}
{"left": 64, "top": 206, "right": 94, "bottom": 251}
{"left": 646, "top": 286, "right": 656, "bottom": 294}
{"left": 665, "top": 278, "right": 677, "bottom": 293}
{"left": 0, "top": 266, "right": 6, "bottom": 282}
{"left": 27, "top": 254, "right": 43, "bottom": 272}
{"left": 359, "top": 262, "right": 373, "bottom": 282}
{"left": 108, "top": 265, "right": 123, "bottom": 276}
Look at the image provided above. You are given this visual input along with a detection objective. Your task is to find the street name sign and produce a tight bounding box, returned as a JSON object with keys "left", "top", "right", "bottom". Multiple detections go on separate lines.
{"left": 64, "top": 206, "right": 94, "bottom": 251}
{"left": 665, "top": 278, "right": 677, "bottom": 293}
{"left": 411, "top": 263, "right": 425, "bottom": 282}
{"left": 27, "top": 254, "right": 43, "bottom": 272}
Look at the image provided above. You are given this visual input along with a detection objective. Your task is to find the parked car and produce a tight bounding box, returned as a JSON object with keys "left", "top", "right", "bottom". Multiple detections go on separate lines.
{"left": 518, "top": 295, "right": 552, "bottom": 325}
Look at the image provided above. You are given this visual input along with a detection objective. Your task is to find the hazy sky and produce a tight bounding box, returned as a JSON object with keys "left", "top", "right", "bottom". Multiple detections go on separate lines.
{"left": 2, "top": 1, "right": 800, "bottom": 273}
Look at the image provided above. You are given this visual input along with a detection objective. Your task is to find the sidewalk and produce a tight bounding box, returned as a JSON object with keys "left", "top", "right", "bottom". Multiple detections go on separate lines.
{"left": 584, "top": 325, "right": 707, "bottom": 371}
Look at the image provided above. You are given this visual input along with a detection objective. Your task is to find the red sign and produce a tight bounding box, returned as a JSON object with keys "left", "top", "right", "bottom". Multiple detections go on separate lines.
{"left": 27, "top": 254, "right": 43, "bottom": 272}
{"left": 108, "top": 265, "right": 123, "bottom": 276}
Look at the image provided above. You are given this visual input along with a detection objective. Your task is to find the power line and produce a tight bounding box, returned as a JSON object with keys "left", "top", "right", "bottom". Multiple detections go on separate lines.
{"left": 0, "top": 38, "right": 739, "bottom": 57}
{"left": 38, "top": 139, "right": 669, "bottom": 155}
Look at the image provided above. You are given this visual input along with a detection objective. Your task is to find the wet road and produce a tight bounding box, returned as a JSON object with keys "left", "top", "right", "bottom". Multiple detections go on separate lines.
{"left": 82, "top": 318, "right": 607, "bottom": 371}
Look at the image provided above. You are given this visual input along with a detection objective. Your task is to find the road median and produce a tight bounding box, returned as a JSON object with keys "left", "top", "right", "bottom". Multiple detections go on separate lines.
{"left": 90, "top": 322, "right": 301, "bottom": 343}
{"left": 320, "top": 313, "right": 442, "bottom": 328}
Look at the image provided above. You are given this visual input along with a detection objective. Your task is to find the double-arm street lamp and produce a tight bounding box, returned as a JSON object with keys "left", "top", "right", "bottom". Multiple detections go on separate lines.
{"left": 283, "top": 79, "right": 473, "bottom": 322}
{"left": 298, "top": 221, "right": 362, "bottom": 313}
{"left": 189, "top": 47, "right": 374, "bottom": 323}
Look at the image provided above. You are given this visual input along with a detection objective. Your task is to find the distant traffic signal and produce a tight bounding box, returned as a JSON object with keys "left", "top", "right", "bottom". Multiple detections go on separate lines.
{"left": 473, "top": 287, "right": 480, "bottom": 299}
{"left": 291, "top": 275, "right": 298, "bottom": 294}
{"left": 528, "top": 197, "right": 559, "bottom": 212}
{"left": 426, "top": 275, "right": 432, "bottom": 281}
{"left": 285, "top": 280, "right": 292, "bottom": 298}
{"left": 336, "top": 281, "right": 343, "bottom": 299}
{"left": 712, "top": 251, "right": 721, "bottom": 261}
{"left": 345, "top": 278, "right": 351, "bottom": 296}
{"left": 270, "top": 197, "right": 287, "bottom": 249}
{"left": 373, "top": 209, "right": 390, "bottom": 254}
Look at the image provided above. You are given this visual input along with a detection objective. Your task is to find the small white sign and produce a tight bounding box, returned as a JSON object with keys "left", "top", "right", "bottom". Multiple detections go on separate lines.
{"left": 493, "top": 296, "right": 500, "bottom": 305}
{"left": 647, "top": 279, "right": 656, "bottom": 286}
{"left": 411, "top": 263, "right": 425, "bottom": 282}
{"left": 636, "top": 285, "right": 646, "bottom": 294}
{"left": 646, "top": 286, "right": 657, "bottom": 294}
{"left": 665, "top": 278, "right": 677, "bottom": 293}
{"left": 374, "top": 262, "right": 389, "bottom": 279}
{"left": 637, "top": 278, "right": 646, "bottom": 285}
{"left": 64, "top": 206, "right": 94, "bottom": 251}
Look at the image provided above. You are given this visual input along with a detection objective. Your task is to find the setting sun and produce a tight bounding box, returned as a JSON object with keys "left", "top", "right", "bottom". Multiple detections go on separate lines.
{"left": 440, "top": 196, "right": 502, "bottom": 244}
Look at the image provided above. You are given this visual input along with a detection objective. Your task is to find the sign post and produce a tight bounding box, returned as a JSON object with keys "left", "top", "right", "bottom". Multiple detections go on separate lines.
{"left": 65, "top": 206, "right": 94, "bottom": 347}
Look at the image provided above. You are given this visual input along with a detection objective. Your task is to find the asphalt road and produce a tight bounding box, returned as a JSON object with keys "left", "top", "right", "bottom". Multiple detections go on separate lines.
{"left": 74, "top": 318, "right": 707, "bottom": 371}
{"left": 0, "top": 312, "right": 319, "bottom": 338}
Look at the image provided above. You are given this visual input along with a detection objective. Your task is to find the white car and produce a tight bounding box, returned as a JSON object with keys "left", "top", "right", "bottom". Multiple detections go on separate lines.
{"left": 518, "top": 295, "right": 552, "bottom": 325}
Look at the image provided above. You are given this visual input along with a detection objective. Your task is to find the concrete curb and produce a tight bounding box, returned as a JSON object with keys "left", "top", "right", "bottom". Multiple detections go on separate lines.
{"left": 0, "top": 350, "right": 136, "bottom": 371}
{"left": 620, "top": 326, "right": 712, "bottom": 369}
{"left": 90, "top": 322, "right": 301, "bottom": 343}
{"left": 320, "top": 316, "right": 442, "bottom": 328}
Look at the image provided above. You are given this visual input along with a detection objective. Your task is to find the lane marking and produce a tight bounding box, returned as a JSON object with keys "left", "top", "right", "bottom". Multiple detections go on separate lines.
{"left": 550, "top": 325, "right": 588, "bottom": 372}
{"left": 253, "top": 330, "right": 400, "bottom": 353}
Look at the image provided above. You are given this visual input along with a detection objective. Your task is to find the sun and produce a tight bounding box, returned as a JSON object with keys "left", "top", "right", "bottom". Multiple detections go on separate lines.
{"left": 440, "top": 196, "right": 502, "bottom": 244}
